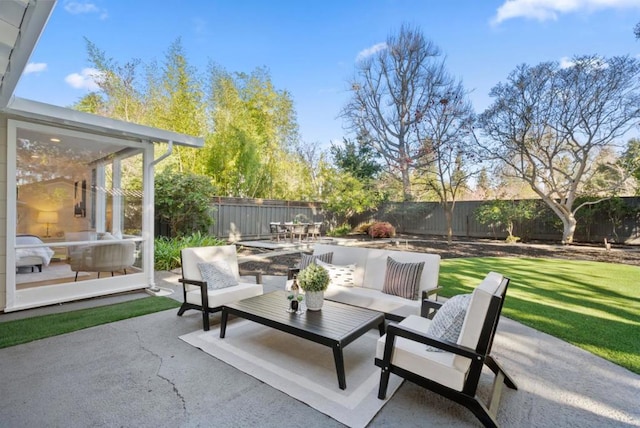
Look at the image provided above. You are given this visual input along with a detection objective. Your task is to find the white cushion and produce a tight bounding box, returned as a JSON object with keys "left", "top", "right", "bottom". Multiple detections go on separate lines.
{"left": 376, "top": 314, "right": 466, "bottom": 391}
{"left": 316, "top": 259, "right": 356, "bottom": 287}
{"left": 185, "top": 281, "right": 263, "bottom": 308}
{"left": 325, "top": 285, "right": 421, "bottom": 319}
{"left": 181, "top": 245, "right": 241, "bottom": 291}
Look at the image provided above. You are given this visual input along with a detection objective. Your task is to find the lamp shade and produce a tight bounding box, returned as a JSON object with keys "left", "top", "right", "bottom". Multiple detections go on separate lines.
{"left": 37, "top": 211, "right": 59, "bottom": 224}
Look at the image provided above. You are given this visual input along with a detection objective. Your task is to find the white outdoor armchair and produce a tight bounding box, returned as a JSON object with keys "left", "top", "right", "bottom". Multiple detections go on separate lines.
{"left": 178, "top": 245, "right": 263, "bottom": 331}
{"left": 375, "top": 271, "right": 517, "bottom": 428}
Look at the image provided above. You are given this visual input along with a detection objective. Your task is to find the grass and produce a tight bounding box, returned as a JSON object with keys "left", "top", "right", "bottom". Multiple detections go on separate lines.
{"left": 0, "top": 296, "right": 181, "bottom": 349}
{"left": 439, "top": 257, "right": 640, "bottom": 375}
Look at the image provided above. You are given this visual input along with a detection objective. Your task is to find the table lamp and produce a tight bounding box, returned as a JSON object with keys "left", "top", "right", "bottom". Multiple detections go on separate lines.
{"left": 37, "top": 211, "right": 58, "bottom": 238}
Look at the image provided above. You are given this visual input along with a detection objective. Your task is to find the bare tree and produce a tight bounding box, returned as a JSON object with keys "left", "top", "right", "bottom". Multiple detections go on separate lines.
{"left": 414, "top": 79, "right": 477, "bottom": 243}
{"left": 477, "top": 55, "right": 640, "bottom": 244}
{"left": 341, "top": 24, "right": 450, "bottom": 201}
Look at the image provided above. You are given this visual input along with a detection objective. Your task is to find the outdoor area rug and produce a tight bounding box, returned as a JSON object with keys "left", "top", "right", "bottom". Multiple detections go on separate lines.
{"left": 180, "top": 319, "right": 403, "bottom": 428}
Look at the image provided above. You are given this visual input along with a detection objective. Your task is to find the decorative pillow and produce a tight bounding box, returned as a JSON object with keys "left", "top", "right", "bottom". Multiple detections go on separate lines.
{"left": 382, "top": 257, "right": 425, "bottom": 300}
{"left": 99, "top": 232, "right": 116, "bottom": 240}
{"left": 197, "top": 261, "right": 238, "bottom": 291}
{"left": 425, "top": 293, "right": 472, "bottom": 352}
{"left": 299, "top": 252, "right": 333, "bottom": 270}
{"left": 316, "top": 260, "right": 356, "bottom": 287}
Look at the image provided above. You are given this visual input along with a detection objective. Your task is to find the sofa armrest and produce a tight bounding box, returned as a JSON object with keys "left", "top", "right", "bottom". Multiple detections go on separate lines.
{"left": 287, "top": 267, "right": 300, "bottom": 280}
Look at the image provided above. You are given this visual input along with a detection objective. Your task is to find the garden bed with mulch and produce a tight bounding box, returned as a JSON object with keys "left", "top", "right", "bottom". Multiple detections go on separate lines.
{"left": 237, "top": 236, "right": 640, "bottom": 276}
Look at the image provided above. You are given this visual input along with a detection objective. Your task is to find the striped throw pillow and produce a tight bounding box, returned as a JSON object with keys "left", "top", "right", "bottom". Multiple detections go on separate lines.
{"left": 382, "top": 256, "right": 425, "bottom": 300}
{"left": 299, "top": 252, "right": 333, "bottom": 270}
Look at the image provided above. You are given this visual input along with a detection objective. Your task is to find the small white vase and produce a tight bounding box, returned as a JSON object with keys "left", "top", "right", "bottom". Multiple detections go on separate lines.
{"left": 305, "top": 290, "right": 324, "bottom": 311}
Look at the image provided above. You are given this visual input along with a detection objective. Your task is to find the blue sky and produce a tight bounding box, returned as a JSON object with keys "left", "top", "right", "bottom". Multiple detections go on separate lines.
{"left": 15, "top": 0, "right": 640, "bottom": 147}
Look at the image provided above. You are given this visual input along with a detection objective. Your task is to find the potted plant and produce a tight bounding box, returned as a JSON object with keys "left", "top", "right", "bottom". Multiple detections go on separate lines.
{"left": 297, "top": 263, "right": 330, "bottom": 311}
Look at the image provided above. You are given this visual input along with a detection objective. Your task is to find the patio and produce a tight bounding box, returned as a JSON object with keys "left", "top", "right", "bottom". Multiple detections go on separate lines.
{"left": 0, "top": 265, "right": 638, "bottom": 427}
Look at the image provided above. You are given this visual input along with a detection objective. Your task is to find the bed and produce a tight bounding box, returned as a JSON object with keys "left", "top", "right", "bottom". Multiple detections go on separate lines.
{"left": 16, "top": 235, "right": 54, "bottom": 273}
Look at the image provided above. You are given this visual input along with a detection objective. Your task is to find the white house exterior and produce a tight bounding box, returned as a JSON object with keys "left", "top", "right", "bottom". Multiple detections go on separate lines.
{"left": 0, "top": 0, "right": 203, "bottom": 311}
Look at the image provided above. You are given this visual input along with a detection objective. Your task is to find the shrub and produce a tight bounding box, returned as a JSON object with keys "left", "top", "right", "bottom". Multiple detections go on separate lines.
{"left": 155, "top": 170, "right": 217, "bottom": 237}
{"left": 154, "top": 232, "right": 226, "bottom": 271}
{"left": 327, "top": 224, "right": 352, "bottom": 237}
{"left": 368, "top": 221, "right": 396, "bottom": 239}
{"left": 354, "top": 220, "right": 375, "bottom": 234}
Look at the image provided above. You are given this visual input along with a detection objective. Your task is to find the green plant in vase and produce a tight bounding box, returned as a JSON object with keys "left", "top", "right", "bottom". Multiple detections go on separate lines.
{"left": 298, "top": 263, "right": 330, "bottom": 311}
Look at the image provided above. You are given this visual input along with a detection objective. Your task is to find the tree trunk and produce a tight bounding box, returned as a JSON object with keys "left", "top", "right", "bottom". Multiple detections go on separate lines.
{"left": 561, "top": 214, "right": 577, "bottom": 244}
{"left": 444, "top": 205, "right": 453, "bottom": 244}
{"left": 401, "top": 166, "right": 412, "bottom": 201}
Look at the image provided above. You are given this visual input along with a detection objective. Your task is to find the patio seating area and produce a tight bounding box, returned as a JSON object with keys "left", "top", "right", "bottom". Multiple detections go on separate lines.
{"left": 1, "top": 242, "right": 639, "bottom": 427}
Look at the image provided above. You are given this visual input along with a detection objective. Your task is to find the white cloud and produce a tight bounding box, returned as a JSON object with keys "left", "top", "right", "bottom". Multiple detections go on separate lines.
{"left": 64, "top": 1, "right": 108, "bottom": 19}
{"left": 559, "top": 56, "right": 575, "bottom": 69}
{"left": 24, "top": 62, "right": 47, "bottom": 74}
{"left": 492, "top": 0, "right": 640, "bottom": 25}
{"left": 356, "top": 42, "right": 387, "bottom": 61}
{"left": 65, "top": 68, "right": 103, "bottom": 91}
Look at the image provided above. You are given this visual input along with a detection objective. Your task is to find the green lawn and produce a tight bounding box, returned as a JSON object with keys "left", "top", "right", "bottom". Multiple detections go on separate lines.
{"left": 0, "top": 296, "right": 181, "bottom": 349}
{"left": 439, "top": 257, "right": 640, "bottom": 375}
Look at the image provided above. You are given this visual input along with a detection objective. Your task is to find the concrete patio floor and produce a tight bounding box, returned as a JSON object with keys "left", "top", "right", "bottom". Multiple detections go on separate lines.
{"left": 0, "top": 264, "right": 639, "bottom": 427}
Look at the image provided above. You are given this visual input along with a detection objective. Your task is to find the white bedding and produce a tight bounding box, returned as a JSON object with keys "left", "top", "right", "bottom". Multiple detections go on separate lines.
{"left": 16, "top": 236, "right": 54, "bottom": 266}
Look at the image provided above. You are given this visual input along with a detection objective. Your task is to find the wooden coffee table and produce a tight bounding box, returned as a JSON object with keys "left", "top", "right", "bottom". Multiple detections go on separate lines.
{"left": 220, "top": 291, "right": 386, "bottom": 390}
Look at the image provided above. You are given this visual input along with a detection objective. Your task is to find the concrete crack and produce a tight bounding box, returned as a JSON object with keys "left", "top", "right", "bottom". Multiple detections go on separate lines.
{"left": 135, "top": 330, "right": 187, "bottom": 415}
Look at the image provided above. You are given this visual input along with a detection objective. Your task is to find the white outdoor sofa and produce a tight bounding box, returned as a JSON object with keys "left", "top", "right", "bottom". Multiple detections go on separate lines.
{"left": 290, "top": 243, "right": 441, "bottom": 321}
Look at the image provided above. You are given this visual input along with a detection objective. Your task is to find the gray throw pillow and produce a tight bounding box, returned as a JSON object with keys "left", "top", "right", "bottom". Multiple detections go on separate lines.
{"left": 197, "top": 261, "right": 238, "bottom": 291}
{"left": 382, "top": 256, "right": 425, "bottom": 300}
{"left": 425, "top": 293, "right": 472, "bottom": 352}
{"left": 299, "top": 252, "right": 333, "bottom": 270}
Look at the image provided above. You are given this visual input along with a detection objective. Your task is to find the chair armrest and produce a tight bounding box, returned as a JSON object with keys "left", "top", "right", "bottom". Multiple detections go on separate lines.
{"left": 179, "top": 278, "right": 206, "bottom": 287}
{"left": 239, "top": 269, "right": 262, "bottom": 284}
{"left": 384, "top": 323, "right": 481, "bottom": 361}
{"left": 422, "top": 287, "right": 442, "bottom": 299}
{"left": 421, "top": 295, "right": 444, "bottom": 319}
{"left": 287, "top": 267, "right": 300, "bottom": 280}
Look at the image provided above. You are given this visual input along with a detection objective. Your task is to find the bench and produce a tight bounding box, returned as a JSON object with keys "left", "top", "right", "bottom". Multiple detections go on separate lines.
{"left": 291, "top": 243, "right": 441, "bottom": 321}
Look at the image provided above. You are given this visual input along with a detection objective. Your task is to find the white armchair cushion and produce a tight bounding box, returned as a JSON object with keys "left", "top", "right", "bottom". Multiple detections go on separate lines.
{"left": 316, "top": 260, "right": 356, "bottom": 287}
{"left": 425, "top": 293, "right": 472, "bottom": 351}
{"left": 376, "top": 314, "right": 466, "bottom": 391}
{"left": 198, "top": 261, "right": 238, "bottom": 290}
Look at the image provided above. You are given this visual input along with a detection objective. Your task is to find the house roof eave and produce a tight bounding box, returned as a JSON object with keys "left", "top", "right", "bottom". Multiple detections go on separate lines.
{"left": 3, "top": 97, "right": 205, "bottom": 147}
{"left": 0, "top": 0, "right": 56, "bottom": 108}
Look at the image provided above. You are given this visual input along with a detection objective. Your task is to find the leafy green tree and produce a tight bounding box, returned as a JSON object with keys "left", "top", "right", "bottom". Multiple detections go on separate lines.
{"left": 205, "top": 66, "right": 300, "bottom": 198}
{"left": 71, "top": 92, "right": 105, "bottom": 114}
{"left": 84, "top": 38, "right": 145, "bottom": 122}
{"left": 475, "top": 199, "right": 540, "bottom": 242}
{"left": 320, "top": 166, "right": 383, "bottom": 226}
{"left": 330, "top": 137, "right": 381, "bottom": 181}
{"left": 155, "top": 170, "right": 217, "bottom": 237}
{"left": 147, "top": 39, "right": 206, "bottom": 174}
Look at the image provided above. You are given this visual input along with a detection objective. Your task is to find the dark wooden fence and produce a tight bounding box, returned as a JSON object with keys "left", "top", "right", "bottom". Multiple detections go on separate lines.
{"left": 350, "top": 198, "right": 640, "bottom": 244}
{"left": 157, "top": 196, "right": 640, "bottom": 244}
